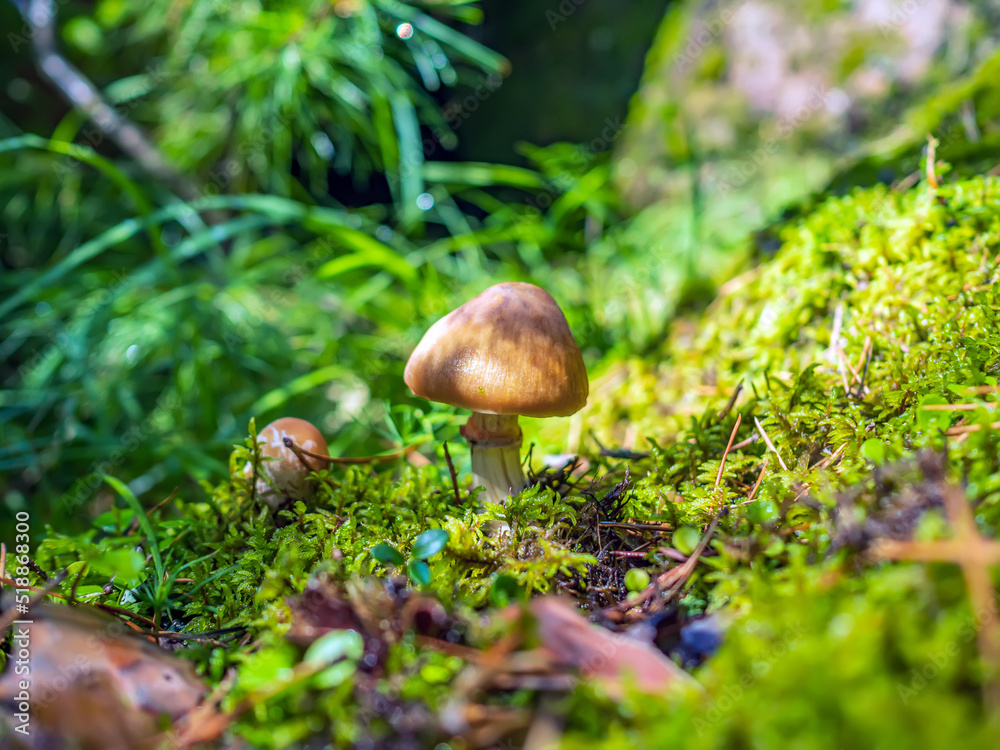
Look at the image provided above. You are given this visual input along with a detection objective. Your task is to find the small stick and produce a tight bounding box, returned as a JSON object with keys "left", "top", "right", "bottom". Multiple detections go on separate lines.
{"left": 923, "top": 404, "right": 995, "bottom": 412}
{"left": 717, "top": 382, "right": 743, "bottom": 420}
{"left": 155, "top": 625, "right": 247, "bottom": 641}
{"left": 598, "top": 522, "right": 672, "bottom": 532}
{"left": 730, "top": 433, "right": 759, "bottom": 451}
{"left": 611, "top": 503, "right": 726, "bottom": 614}
{"left": 126, "top": 487, "right": 179, "bottom": 536}
{"left": 0, "top": 572, "right": 67, "bottom": 634}
{"left": 283, "top": 437, "right": 319, "bottom": 474}
{"left": 25, "top": 557, "right": 50, "bottom": 582}
{"left": 926, "top": 134, "right": 940, "bottom": 190}
{"left": 835, "top": 348, "right": 851, "bottom": 394}
{"left": 754, "top": 417, "right": 789, "bottom": 471}
{"left": 609, "top": 550, "right": 652, "bottom": 559}
{"left": 854, "top": 337, "right": 873, "bottom": 399}
{"left": 741, "top": 456, "right": 770, "bottom": 505}
{"left": 839, "top": 346, "right": 861, "bottom": 382}
{"left": 442, "top": 441, "right": 462, "bottom": 504}
{"left": 0, "top": 575, "right": 158, "bottom": 628}
{"left": 809, "top": 443, "right": 847, "bottom": 472}
{"left": 945, "top": 421, "right": 1000, "bottom": 437}
{"left": 715, "top": 414, "right": 742, "bottom": 487}
{"left": 285, "top": 438, "right": 414, "bottom": 465}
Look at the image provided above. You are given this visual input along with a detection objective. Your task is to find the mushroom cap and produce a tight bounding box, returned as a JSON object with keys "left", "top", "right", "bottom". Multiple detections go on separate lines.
{"left": 252, "top": 417, "right": 329, "bottom": 501}
{"left": 404, "top": 282, "right": 588, "bottom": 418}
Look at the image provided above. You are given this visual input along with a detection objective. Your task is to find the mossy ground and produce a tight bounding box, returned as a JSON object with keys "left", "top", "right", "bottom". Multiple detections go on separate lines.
{"left": 15, "top": 172, "right": 1000, "bottom": 748}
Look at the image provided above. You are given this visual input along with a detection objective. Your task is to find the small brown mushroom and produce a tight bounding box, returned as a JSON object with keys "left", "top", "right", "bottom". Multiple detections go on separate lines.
{"left": 248, "top": 417, "right": 329, "bottom": 506}
{"left": 404, "top": 282, "right": 588, "bottom": 503}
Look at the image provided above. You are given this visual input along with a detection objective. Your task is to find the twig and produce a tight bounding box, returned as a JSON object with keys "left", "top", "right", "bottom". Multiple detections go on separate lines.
{"left": 285, "top": 438, "right": 415, "bottom": 465}
{"left": 126, "top": 487, "right": 178, "bottom": 536}
{"left": 590, "top": 432, "right": 650, "bottom": 460}
{"left": 945, "top": 421, "right": 1000, "bottom": 437}
{"left": 715, "top": 414, "right": 742, "bottom": 486}
{"left": 741, "top": 456, "right": 770, "bottom": 505}
{"left": 0, "top": 572, "right": 67, "bottom": 634}
{"left": 598, "top": 522, "right": 671, "bottom": 532}
{"left": 810, "top": 443, "right": 847, "bottom": 471}
{"left": 926, "top": 134, "right": 940, "bottom": 190}
{"left": 19, "top": 0, "right": 199, "bottom": 200}
{"left": 0, "top": 575, "right": 158, "bottom": 628}
{"left": 730, "top": 433, "right": 759, "bottom": 451}
{"left": 923, "top": 403, "right": 996, "bottom": 412}
{"left": 835, "top": 348, "right": 851, "bottom": 394}
{"left": 612, "top": 504, "right": 725, "bottom": 614}
{"left": 442, "top": 441, "right": 462, "bottom": 504}
{"left": 283, "top": 437, "right": 319, "bottom": 474}
{"left": 717, "top": 382, "right": 743, "bottom": 420}
{"left": 854, "top": 336, "right": 873, "bottom": 399}
{"left": 155, "top": 625, "right": 247, "bottom": 641}
{"left": 25, "top": 557, "right": 50, "bottom": 581}
{"left": 753, "top": 417, "right": 789, "bottom": 471}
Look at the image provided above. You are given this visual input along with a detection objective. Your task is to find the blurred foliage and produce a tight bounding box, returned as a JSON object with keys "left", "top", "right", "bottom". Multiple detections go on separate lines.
{"left": 602, "top": 0, "right": 1000, "bottom": 352}
{"left": 0, "top": 0, "right": 634, "bottom": 530}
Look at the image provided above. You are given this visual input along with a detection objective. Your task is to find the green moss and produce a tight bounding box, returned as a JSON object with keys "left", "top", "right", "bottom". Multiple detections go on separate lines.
{"left": 17, "top": 173, "right": 1000, "bottom": 747}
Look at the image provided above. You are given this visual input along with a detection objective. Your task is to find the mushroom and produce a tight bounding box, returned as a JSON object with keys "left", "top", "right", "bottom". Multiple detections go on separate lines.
{"left": 404, "top": 282, "right": 588, "bottom": 503}
{"left": 247, "top": 417, "right": 329, "bottom": 507}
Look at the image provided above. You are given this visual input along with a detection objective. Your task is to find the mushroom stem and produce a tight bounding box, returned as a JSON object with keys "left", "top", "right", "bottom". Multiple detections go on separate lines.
{"left": 460, "top": 412, "right": 527, "bottom": 504}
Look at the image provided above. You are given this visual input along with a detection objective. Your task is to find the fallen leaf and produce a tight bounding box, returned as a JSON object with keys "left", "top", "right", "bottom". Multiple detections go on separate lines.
{"left": 0, "top": 603, "right": 206, "bottom": 749}
{"left": 530, "top": 597, "right": 700, "bottom": 698}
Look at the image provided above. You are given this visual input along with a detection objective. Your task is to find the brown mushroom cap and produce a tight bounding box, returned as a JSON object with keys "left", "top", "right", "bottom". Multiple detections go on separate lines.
{"left": 404, "top": 282, "right": 588, "bottom": 418}
{"left": 254, "top": 417, "right": 329, "bottom": 500}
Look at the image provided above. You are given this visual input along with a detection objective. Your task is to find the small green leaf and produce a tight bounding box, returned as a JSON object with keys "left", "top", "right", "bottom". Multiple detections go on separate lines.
{"left": 371, "top": 543, "right": 404, "bottom": 565}
{"left": 624, "top": 568, "right": 651, "bottom": 592}
{"left": 419, "top": 664, "right": 451, "bottom": 684}
{"left": 407, "top": 560, "right": 431, "bottom": 587}
{"left": 411, "top": 528, "right": 449, "bottom": 560}
{"left": 745, "top": 498, "right": 780, "bottom": 525}
{"left": 861, "top": 438, "right": 886, "bottom": 464}
{"left": 489, "top": 574, "right": 524, "bottom": 607}
{"left": 764, "top": 537, "right": 785, "bottom": 557}
{"left": 673, "top": 526, "right": 701, "bottom": 556}
{"left": 304, "top": 629, "right": 364, "bottom": 667}
{"left": 314, "top": 660, "right": 357, "bottom": 688}
{"left": 90, "top": 547, "right": 146, "bottom": 587}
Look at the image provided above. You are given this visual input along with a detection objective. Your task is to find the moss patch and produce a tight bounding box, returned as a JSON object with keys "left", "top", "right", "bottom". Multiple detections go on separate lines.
{"left": 16, "top": 173, "right": 1000, "bottom": 747}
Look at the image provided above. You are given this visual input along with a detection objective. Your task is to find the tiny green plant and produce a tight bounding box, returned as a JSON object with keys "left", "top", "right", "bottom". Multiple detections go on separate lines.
{"left": 370, "top": 528, "right": 450, "bottom": 587}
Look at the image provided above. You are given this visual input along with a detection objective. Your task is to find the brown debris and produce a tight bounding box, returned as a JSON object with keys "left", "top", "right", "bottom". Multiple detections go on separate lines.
{"left": 0, "top": 603, "right": 209, "bottom": 750}
{"left": 870, "top": 451, "right": 1000, "bottom": 713}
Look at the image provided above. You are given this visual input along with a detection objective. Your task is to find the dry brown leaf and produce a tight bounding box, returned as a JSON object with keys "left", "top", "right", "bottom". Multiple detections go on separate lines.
{"left": 0, "top": 603, "right": 206, "bottom": 749}
{"left": 530, "top": 597, "right": 700, "bottom": 699}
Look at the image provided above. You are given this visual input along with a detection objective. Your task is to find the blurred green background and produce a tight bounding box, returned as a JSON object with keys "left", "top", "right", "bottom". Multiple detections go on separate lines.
{"left": 2, "top": 0, "right": 999, "bottom": 532}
